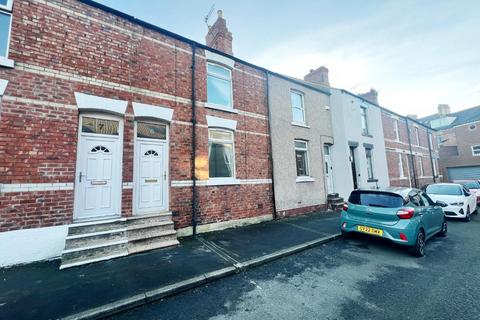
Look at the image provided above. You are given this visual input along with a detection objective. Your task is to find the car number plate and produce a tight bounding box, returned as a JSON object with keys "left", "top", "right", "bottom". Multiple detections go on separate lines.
{"left": 357, "top": 225, "right": 383, "bottom": 236}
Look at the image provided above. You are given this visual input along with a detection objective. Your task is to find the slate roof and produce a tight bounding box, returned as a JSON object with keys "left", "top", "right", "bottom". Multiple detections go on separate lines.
{"left": 419, "top": 105, "right": 480, "bottom": 130}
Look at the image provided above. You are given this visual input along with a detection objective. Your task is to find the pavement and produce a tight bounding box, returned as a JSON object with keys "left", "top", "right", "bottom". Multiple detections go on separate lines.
{"left": 110, "top": 211, "right": 480, "bottom": 320}
{"left": 0, "top": 211, "right": 341, "bottom": 320}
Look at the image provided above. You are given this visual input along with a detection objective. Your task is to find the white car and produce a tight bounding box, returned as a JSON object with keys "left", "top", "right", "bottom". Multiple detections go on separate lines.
{"left": 425, "top": 183, "right": 477, "bottom": 222}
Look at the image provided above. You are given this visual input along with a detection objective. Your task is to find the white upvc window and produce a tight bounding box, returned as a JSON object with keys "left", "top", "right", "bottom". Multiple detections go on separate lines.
{"left": 360, "top": 106, "right": 369, "bottom": 135}
{"left": 432, "top": 158, "right": 438, "bottom": 177}
{"left": 418, "top": 156, "right": 424, "bottom": 177}
{"left": 472, "top": 145, "right": 480, "bottom": 157}
{"left": 206, "top": 62, "right": 233, "bottom": 109}
{"left": 291, "top": 90, "right": 306, "bottom": 125}
{"left": 414, "top": 127, "right": 420, "bottom": 146}
{"left": 365, "top": 148, "right": 374, "bottom": 180}
{"left": 294, "top": 140, "right": 310, "bottom": 177}
{"left": 394, "top": 119, "right": 400, "bottom": 141}
{"left": 398, "top": 153, "right": 405, "bottom": 178}
{"left": 208, "top": 129, "right": 235, "bottom": 179}
{"left": 0, "top": 0, "right": 13, "bottom": 67}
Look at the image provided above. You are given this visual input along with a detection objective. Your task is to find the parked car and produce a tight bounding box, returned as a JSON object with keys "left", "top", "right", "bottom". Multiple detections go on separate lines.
{"left": 425, "top": 183, "right": 477, "bottom": 221}
{"left": 452, "top": 180, "right": 480, "bottom": 205}
{"left": 340, "top": 187, "right": 447, "bottom": 257}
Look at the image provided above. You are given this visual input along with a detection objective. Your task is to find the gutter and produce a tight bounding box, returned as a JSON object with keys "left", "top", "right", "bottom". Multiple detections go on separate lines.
{"left": 265, "top": 72, "right": 277, "bottom": 220}
{"left": 427, "top": 130, "right": 436, "bottom": 183}
{"left": 405, "top": 119, "right": 418, "bottom": 188}
{"left": 190, "top": 43, "right": 198, "bottom": 236}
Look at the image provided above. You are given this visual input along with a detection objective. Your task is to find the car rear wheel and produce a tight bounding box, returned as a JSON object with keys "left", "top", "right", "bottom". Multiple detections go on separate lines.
{"left": 438, "top": 219, "right": 447, "bottom": 237}
{"left": 411, "top": 230, "right": 426, "bottom": 257}
{"left": 465, "top": 207, "right": 471, "bottom": 222}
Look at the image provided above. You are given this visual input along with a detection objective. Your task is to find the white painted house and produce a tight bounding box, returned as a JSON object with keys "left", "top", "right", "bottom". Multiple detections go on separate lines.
{"left": 329, "top": 88, "right": 390, "bottom": 200}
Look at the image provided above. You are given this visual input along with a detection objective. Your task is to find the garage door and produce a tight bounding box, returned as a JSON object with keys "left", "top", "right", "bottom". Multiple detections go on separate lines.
{"left": 447, "top": 166, "right": 480, "bottom": 181}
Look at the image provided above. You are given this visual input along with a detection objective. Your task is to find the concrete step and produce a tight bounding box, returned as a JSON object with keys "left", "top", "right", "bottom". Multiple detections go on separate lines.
{"left": 68, "top": 218, "right": 126, "bottom": 236}
{"left": 128, "top": 238, "right": 179, "bottom": 255}
{"left": 127, "top": 222, "right": 175, "bottom": 239}
{"left": 64, "top": 228, "right": 127, "bottom": 250}
{"left": 327, "top": 193, "right": 339, "bottom": 200}
{"left": 128, "top": 228, "right": 177, "bottom": 242}
{"left": 60, "top": 240, "right": 128, "bottom": 269}
{"left": 127, "top": 212, "right": 173, "bottom": 227}
{"left": 328, "top": 198, "right": 344, "bottom": 205}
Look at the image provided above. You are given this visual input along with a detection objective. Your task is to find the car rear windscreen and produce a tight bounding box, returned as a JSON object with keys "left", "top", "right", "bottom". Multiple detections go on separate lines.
{"left": 426, "top": 184, "right": 462, "bottom": 196}
{"left": 348, "top": 191, "right": 404, "bottom": 208}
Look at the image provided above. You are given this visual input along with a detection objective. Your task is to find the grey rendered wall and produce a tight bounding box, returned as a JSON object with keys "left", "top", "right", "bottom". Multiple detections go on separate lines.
{"left": 329, "top": 89, "right": 390, "bottom": 200}
{"left": 268, "top": 75, "right": 333, "bottom": 212}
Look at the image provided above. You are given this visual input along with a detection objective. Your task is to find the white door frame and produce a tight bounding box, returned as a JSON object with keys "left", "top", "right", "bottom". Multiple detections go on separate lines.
{"left": 323, "top": 144, "right": 334, "bottom": 195}
{"left": 73, "top": 112, "right": 124, "bottom": 221}
{"left": 132, "top": 120, "right": 169, "bottom": 215}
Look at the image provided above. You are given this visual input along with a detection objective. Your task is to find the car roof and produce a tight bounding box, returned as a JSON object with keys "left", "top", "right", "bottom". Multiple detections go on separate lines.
{"left": 355, "top": 187, "right": 418, "bottom": 198}
{"left": 428, "top": 183, "right": 462, "bottom": 186}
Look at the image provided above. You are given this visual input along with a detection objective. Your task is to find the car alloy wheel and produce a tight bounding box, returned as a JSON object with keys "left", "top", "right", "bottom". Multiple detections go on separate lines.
{"left": 465, "top": 207, "right": 471, "bottom": 222}
{"left": 412, "top": 231, "right": 426, "bottom": 257}
{"left": 438, "top": 219, "right": 447, "bottom": 237}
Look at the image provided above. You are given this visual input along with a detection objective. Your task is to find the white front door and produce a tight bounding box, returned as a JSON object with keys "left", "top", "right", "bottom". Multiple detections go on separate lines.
{"left": 74, "top": 115, "right": 123, "bottom": 221}
{"left": 324, "top": 145, "right": 334, "bottom": 194}
{"left": 134, "top": 121, "right": 168, "bottom": 215}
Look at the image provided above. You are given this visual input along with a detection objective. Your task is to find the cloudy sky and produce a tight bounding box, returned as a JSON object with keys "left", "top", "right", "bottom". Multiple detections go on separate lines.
{"left": 96, "top": 0, "right": 479, "bottom": 117}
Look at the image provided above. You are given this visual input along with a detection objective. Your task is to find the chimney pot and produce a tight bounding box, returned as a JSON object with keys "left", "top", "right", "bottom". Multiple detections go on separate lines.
{"left": 217, "top": 10, "right": 223, "bottom": 18}
{"left": 438, "top": 104, "right": 451, "bottom": 116}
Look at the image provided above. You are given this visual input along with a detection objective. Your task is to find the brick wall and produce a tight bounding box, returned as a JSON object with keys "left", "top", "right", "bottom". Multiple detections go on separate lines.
{"left": 382, "top": 111, "right": 438, "bottom": 188}
{"left": 0, "top": 0, "right": 273, "bottom": 232}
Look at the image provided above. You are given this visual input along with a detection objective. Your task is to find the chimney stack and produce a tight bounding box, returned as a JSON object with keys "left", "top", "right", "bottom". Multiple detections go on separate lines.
{"left": 438, "top": 104, "right": 451, "bottom": 116}
{"left": 206, "top": 10, "right": 233, "bottom": 55}
{"left": 358, "top": 89, "right": 379, "bottom": 105}
{"left": 407, "top": 114, "right": 418, "bottom": 119}
{"left": 304, "top": 66, "right": 330, "bottom": 87}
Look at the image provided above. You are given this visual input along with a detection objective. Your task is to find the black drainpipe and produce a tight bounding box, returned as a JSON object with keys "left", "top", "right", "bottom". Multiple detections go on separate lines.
{"left": 265, "top": 72, "right": 277, "bottom": 219}
{"left": 405, "top": 118, "right": 418, "bottom": 188}
{"left": 427, "top": 129, "right": 436, "bottom": 183}
{"left": 190, "top": 43, "right": 198, "bottom": 236}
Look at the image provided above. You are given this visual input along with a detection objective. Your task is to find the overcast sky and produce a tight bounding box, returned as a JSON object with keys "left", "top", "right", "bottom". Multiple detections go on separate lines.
{"left": 96, "top": 0, "right": 479, "bottom": 117}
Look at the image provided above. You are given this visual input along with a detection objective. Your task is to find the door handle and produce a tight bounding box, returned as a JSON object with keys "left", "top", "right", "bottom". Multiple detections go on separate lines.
{"left": 163, "top": 172, "right": 167, "bottom": 181}
{"left": 79, "top": 172, "right": 83, "bottom": 183}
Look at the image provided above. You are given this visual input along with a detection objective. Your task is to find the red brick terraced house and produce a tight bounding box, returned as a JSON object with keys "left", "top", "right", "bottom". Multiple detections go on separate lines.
{"left": 359, "top": 90, "right": 440, "bottom": 188}
{"left": 0, "top": 0, "right": 273, "bottom": 268}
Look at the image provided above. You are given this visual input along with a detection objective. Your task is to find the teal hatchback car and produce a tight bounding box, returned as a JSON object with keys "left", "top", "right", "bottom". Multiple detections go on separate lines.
{"left": 340, "top": 187, "right": 448, "bottom": 256}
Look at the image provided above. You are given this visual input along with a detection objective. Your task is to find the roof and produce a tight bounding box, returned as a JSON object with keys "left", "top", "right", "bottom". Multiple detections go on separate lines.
{"left": 269, "top": 73, "right": 331, "bottom": 95}
{"left": 418, "top": 105, "right": 480, "bottom": 130}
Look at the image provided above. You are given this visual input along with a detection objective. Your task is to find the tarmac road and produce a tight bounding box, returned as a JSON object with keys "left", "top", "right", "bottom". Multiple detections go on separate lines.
{"left": 112, "top": 211, "right": 480, "bottom": 320}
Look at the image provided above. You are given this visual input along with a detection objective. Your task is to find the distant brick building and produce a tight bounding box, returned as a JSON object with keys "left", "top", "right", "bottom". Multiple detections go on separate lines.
{"left": 358, "top": 90, "right": 440, "bottom": 188}
{"left": 0, "top": 0, "right": 273, "bottom": 267}
{"left": 419, "top": 104, "right": 480, "bottom": 181}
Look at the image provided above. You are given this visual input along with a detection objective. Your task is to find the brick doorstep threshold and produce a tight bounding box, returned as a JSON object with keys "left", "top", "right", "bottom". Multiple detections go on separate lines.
{"left": 62, "top": 233, "right": 342, "bottom": 320}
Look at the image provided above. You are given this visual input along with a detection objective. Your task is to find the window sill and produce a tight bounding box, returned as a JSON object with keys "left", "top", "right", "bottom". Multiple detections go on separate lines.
{"left": 205, "top": 103, "right": 238, "bottom": 114}
{"left": 296, "top": 176, "right": 315, "bottom": 183}
{"left": 367, "top": 179, "right": 379, "bottom": 183}
{"left": 203, "top": 178, "right": 240, "bottom": 186}
{"left": 0, "top": 57, "right": 14, "bottom": 68}
{"left": 291, "top": 122, "right": 310, "bottom": 129}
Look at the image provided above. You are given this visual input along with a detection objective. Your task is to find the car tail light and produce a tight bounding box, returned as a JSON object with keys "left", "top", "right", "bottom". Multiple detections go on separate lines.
{"left": 397, "top": 208, "right": 415, "bottom": 219}
{"left": 399, "top": 233, "right": 408, "bottom": 241}
{"left": 343, "top": 203, "right": 349, "bottom": 211}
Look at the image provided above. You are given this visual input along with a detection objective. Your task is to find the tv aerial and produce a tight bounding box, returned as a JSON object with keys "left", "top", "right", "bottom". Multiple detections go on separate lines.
{"left": 204, "top": 4, "right": 215, "bottom": 28}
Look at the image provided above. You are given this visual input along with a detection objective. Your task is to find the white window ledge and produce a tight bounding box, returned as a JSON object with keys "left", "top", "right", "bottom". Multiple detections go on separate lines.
{"left": 0, "top": 57, "right": 14, "bottom": 68}
{"left": 199, "top": 178, "right": 240, "bottom": 186}
{"left": 205, "top": 103, "right": 238, "bottom": 114}
{"left": 296, "top": 176, "right": 315, "bottom": 183}
{"left": 291, "top": 122, "right": 310, "bottom": 129}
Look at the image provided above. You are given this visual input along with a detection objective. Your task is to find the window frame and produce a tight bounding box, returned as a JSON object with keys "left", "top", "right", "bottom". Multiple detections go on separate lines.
{"left": 290, "top": 90, "right": 306, "bottom": 125}
{"left": 0, "top": 0, "right": 13, "bottom": 62}
{"left": 206, "top": 62, "right": 233, "bottom": 110}
{"left": 208, "top": 128, "right": 236, "bottom": 180}
{"left": 294, "top": 139, "right": 310, "bottom": 177}
{"left": 365, "top": 147, "right": 374, "bottom": 180}
{"left": 471, "top": 145, "right": 480, "bottom": 157}
{"left": 414, "top": 127, "right": 420, "bottom": 146}
{"left": 398, "top": 153, "right": 405, "bottom": 178}
{"left": 360, "top": 106, "right": 369, "bottom": 136}
{"left": 393, "top": 119, "right": 400, "bottom": 141}
{"left": 418, "top": 156, "right": 424, "bottom": 177}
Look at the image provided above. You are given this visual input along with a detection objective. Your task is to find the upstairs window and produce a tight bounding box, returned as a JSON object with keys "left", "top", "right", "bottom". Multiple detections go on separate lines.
{"left": 360, "top": 107, "right": 369, "bottom": 135}
{"left": 393, "top": 119, "right": 400, "bottom": 141}
{"left": 414, "top": 127, "right": 420, "bottom": 146}
{"left": 417, "top": 156, "right": 424, "bottom": 177}
{"left": 291, "top": 91, "right": 305, "bottom": 124}
{"left": 208, "top": 129, "right": 235, "bottom": 178}
{"left": 207, "top": 63, "right": 232, "bottom": 109}
{"left": 294, "top": 140, "right": 310, "bottom": 176}
{"left": 0, "top": 0, "right": 13, "bottom": 63}
{"left": 472, "top": 145, "right": 480, "bottom": 157}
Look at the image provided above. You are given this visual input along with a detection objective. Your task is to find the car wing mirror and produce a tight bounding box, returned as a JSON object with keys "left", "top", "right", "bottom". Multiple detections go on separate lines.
{"left": 436, "top": 201, "right": 448, "bottom": 208}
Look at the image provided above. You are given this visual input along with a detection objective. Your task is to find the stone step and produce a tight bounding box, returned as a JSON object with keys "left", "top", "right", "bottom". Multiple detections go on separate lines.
{"left": 68, "top": 218, "right": 126, "bottom": 236}
{"left": 127, "top": 212, "right": 174, "bottom": 227}
{"left": 64, "top": 228, "right": 127, "bottom": 250}
{"left": 328, "top": 198, "right": 344, "bottom": 205}
{"left": 60, "top": 241, "right": 128, "bottom": 269}
{"left": 128, "top": 238, "right": 179, "bottom": 255}
{"left": 128, "top": 228, "right": 177, "bottom": 242}
{"left": 327, "top": 193, "right": 339, "bottom": 199}
{"left": 127, "top": 222, "right": 175, "bottom": 239}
